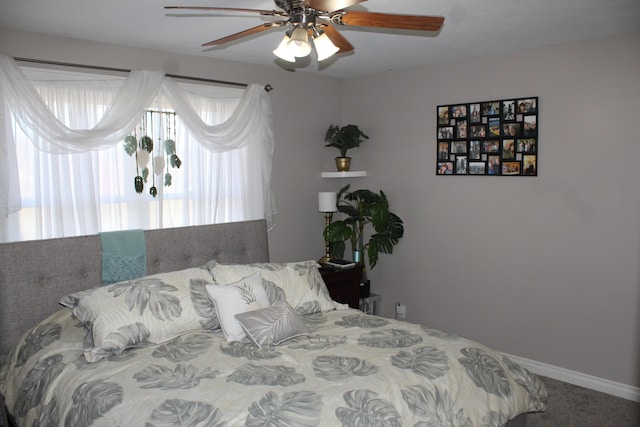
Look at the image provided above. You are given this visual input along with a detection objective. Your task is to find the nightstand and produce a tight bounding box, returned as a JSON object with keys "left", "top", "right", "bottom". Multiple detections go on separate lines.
{"left": 319, "top": 266, "right": 362, "bottom": 309}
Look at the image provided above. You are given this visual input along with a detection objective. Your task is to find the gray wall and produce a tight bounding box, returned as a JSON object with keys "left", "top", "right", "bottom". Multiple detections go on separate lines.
{"left": 341, "top": 33, "right": 640, "bottom": 388}
{"left": 1, "top": 27, "right": 639, "bottom": 390}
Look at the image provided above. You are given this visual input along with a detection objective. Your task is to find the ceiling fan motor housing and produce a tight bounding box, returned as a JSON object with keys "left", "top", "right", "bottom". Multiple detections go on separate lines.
{"left": 290, "top": 7, "right": 317, "bottom": 28}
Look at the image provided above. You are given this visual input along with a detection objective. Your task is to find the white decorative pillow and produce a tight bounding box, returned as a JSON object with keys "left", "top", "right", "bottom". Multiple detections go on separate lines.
{"left": 60, "top": 267, "right": 218, "bottom": 362}
{"left": 235, "top": 301, "right": 308, "bottom": 349}
{"left": 207, "top": 260, "right": 338, "bottom": 315}
{"left": 205, "top": 272, "right": 270, "bottom": 342}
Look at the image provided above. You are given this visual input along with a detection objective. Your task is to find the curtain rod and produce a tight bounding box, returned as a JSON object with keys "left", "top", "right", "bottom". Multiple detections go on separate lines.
{"left": 13, "top": 56, "right": 273, "bottom": 92}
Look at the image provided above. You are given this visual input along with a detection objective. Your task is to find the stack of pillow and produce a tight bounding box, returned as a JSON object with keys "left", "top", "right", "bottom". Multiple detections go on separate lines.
{"left": 60, "top": 260, "right": 342, "bottom": 362}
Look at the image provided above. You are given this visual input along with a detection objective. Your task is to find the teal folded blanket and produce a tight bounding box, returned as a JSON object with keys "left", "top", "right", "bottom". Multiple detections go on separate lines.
{"left": 100, "top": 229, "right": 147, "bottom": 284}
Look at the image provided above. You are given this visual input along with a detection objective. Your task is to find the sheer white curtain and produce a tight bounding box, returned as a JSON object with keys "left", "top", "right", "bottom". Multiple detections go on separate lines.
{"left": 0, "top": 53, "right": 276, "bottom": 242}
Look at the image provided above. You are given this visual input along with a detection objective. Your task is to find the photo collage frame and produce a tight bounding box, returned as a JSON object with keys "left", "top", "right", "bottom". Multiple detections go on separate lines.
{"left": 436, "top": 97, "right": 538, "bottom": 176}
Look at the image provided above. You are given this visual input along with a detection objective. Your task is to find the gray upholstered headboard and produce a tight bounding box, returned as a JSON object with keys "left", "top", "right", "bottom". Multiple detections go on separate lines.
{"left": 0, "top": 219, "right": 269, "bottom": 360}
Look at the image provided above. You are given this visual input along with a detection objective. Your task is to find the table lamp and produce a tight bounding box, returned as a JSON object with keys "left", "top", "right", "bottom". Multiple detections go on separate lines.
{"left": 318, "top": 191, "right": 338, "bottom": 264}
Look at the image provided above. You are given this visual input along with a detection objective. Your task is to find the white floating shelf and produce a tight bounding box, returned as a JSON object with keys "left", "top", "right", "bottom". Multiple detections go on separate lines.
{"left": 321, "top": 171, "right": 367, "bottom": 178}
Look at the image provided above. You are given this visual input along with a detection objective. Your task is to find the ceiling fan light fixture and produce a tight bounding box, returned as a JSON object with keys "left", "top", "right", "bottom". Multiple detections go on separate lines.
{"left": 273, "top": 33, "right": 296, "bottom": 62}
{"left": 287, "top": 26, "right": 312, "bottom": 57}
{"left": 313, "top": 30, "right": 339, "bottom": 61}
{"left": 171, "top": 4, "right": 447, "bottom": 66}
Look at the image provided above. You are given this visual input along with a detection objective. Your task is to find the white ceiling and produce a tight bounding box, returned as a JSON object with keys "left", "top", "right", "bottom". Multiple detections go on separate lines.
{"left": 1, "top": 0, "right": 639, "bottom": 78}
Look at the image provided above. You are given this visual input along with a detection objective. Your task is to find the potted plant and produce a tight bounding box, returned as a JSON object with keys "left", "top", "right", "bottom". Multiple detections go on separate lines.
{"left": 324, "top": 124, "right": 369, "bottom": 171}
{"left": 323, "top": 184, "right": 404, "bottom": 271}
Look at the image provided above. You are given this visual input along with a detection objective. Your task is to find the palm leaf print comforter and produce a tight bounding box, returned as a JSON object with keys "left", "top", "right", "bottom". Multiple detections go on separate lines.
{"left": 0, "top": 307, "right": 546, "bottom": 426}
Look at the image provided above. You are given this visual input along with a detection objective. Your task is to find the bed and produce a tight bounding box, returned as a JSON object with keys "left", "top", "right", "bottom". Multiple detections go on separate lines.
{"left": 0, "top": 219, "right": 546, "bottom": 426}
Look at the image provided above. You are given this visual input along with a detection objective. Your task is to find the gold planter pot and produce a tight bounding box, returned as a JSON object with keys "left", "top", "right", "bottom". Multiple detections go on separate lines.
{"left": 335, "top": 157, "right": 351, "bottom": 171}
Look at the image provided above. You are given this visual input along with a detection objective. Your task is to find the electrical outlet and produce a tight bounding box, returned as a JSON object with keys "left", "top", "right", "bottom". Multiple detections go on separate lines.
{"left": 396, "top": 302, "right": 406, "bottom": 320}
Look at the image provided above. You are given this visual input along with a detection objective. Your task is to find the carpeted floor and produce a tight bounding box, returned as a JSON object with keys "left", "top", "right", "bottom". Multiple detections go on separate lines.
{"left": 1, "top": 375, "right": 638, "bottom": 426}
{"left": 509, "top": 376, "right": 640, "bottom": 426}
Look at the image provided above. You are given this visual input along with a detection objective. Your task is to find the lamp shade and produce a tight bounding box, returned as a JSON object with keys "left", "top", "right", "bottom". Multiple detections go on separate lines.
{"left": 273, "top": 34, "right": 296, "bottom": 62}
{"left": 287, "top": 26, "right": 312, "bottom": 57}
{"left": 313, "top": 32, "right": 340, "bottom": 61}
{"left": 318, "top": 192, "right": 338, "bottom": 212}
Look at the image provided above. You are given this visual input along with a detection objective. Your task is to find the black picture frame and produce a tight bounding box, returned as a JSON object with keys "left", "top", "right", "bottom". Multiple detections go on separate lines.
{"left": 437, "top": 161, "right": 454, "bottom": 174}
{"left": 436, "top": 96, "right": 538, "bottom": 176}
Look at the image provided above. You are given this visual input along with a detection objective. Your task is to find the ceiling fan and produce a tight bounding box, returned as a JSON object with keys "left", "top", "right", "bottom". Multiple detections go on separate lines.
{"left": 165, "top": 0, "right": 444, "bottom": 62}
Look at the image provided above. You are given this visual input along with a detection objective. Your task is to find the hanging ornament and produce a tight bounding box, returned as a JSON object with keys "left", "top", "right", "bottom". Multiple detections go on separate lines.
{"left": 122, "top": 109, "right": 183, "bottom": 196}
{"left": 136, "top": 150, "right": 150, "bottom": 169}
{"left": 164, "top": 139, "right": 182, "bottom": 172}
{"left": 153, "top": 156, "right": 165, "bottom": 175}
{"left": 139, "top": 135, "right": 153, "bottom": 152}
{"left": 123, "top": 135, "right": 137, "bottom": 156}
{"left": 164, "top": 138, "right": 175, "bottom": 153}
{"left": 170, "top": 154, "right": 182, "bottom": 168}
{"left": 134, "top": 176, "right": 144, "bottom": 193}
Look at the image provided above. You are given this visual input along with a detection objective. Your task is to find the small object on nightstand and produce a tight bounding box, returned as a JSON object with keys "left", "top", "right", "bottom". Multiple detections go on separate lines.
{"left": 325, "top": 258, "right": 356, "bottom": 269}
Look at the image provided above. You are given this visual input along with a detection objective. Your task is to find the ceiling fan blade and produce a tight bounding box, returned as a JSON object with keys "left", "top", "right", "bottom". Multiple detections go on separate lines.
{"left": 338, "top": 10, "right": 444, "bottom": 31}
{"left": 165, "top": 6, "right": 283, "bottom": 17}
{"left": 322, "top": 25, "right": 354, "bottom": 53}
{"left": 202, "top": 22, "right": 283, "bottom": 46}
{"left": 305, "top": 0, "right": 366, "bottom": 13}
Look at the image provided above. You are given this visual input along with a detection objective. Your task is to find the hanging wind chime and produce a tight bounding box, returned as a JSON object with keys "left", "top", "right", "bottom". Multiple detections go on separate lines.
{"left": 123, "top": 110, "right": 182, "bottom": 197}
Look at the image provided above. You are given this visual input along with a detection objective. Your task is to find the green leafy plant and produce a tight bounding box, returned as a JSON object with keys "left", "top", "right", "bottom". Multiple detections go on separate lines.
{"left": 324, "top": 124, "right": 369, "bottom": 158}
{"left": 324, "top": 184, "right": 404, "bottom": 270}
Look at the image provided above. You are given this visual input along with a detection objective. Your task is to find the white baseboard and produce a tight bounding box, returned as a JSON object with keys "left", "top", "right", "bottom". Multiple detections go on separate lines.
{"left": 504, "top": 353, "right": 640, "bottom": 403}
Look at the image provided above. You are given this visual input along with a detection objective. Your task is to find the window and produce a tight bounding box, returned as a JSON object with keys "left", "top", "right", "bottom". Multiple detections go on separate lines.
{"left": 0, "top": 65, "right": 274, "bottom": 242}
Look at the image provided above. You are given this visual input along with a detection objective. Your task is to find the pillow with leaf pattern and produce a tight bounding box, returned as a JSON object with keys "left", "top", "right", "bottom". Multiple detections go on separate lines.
{"left": 235, "top": 300, "right": 308, "bottom": 349}
{"left": 59, "top": 267, "right": 218, "bottom": 362}
{"left": 205, "top": 272, "right": 270, "bottom": 342}
{"left": 207, "top": 260, "right": 340, "bottom": 315}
